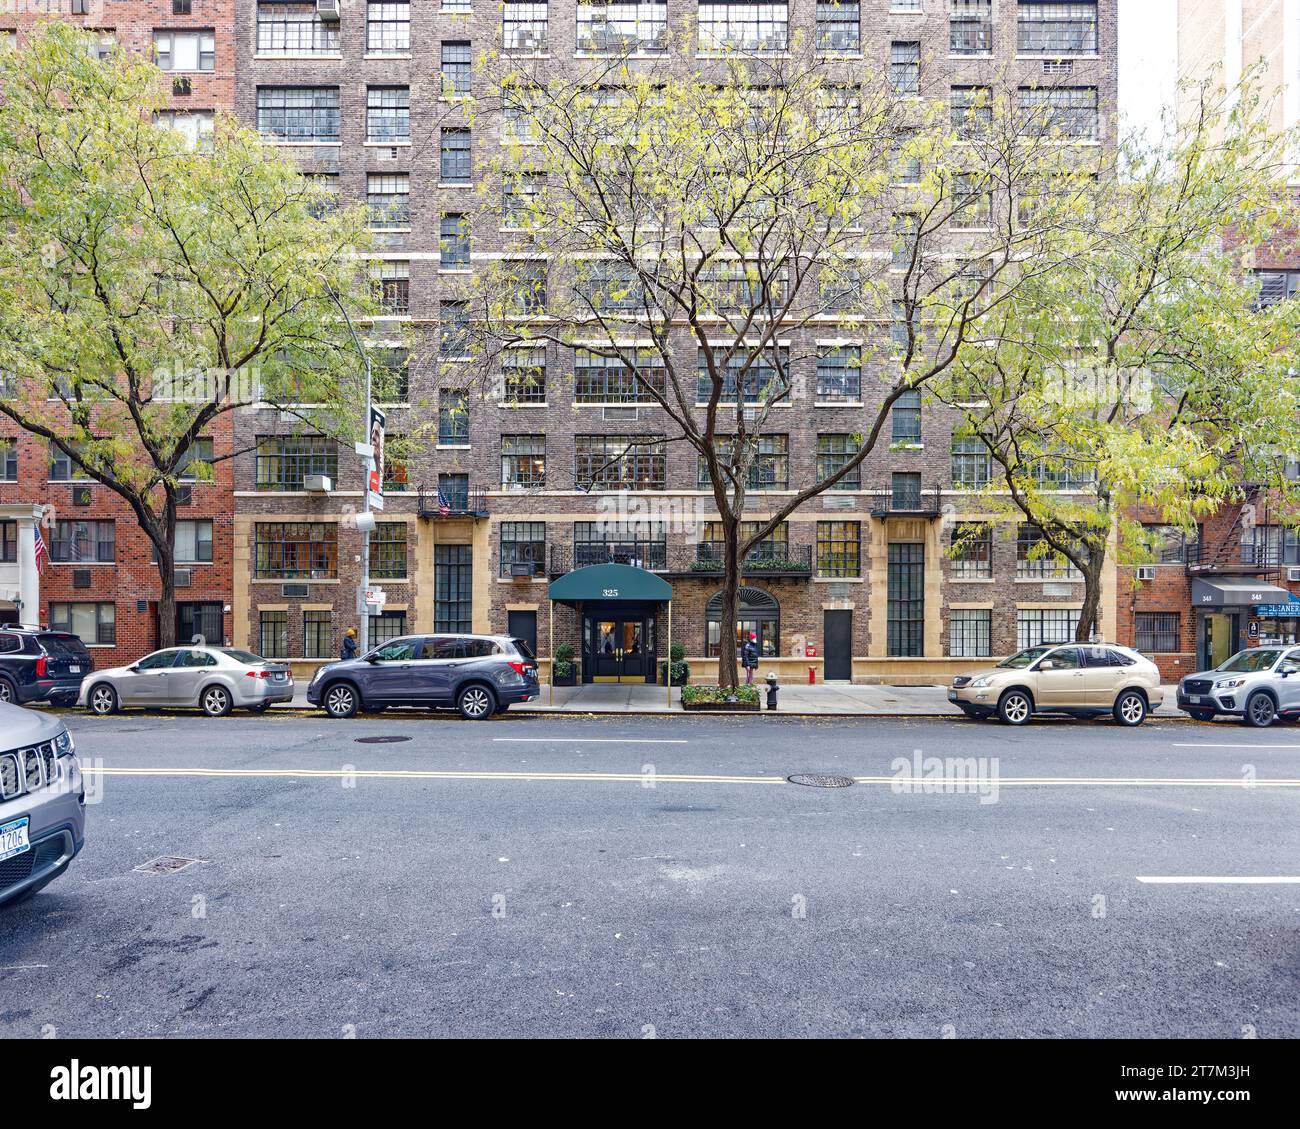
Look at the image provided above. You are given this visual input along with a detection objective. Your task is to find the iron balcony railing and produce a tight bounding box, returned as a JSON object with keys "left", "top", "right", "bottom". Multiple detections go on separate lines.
{"left": 688, "top": 541, "right": 813, "bottom": 577}
{"left": 416, "top": 484, "right": 490, "bottom": 518}
{"left": 546, "top": 542, "right": 814, "bottom": 578}
{"left": 867, "top": 481, "right": 943, "bottom": 517}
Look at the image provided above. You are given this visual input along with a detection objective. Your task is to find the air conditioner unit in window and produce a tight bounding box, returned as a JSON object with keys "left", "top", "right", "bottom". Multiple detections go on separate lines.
{"left": 510, "top": 562, "right": 536, "bottom": 578}
{"left": 72, "top": 569, "right": 91, "bottom": 590}
{"left": 1136, "top": 565, "right": 1156, "bottom": 581}
{"left": 316, "top": 0, "right": 340, "bottom": 20}
{"left": 303, "top": 474, "right": 332, "bottom": 493}
{"left": 282, "top": 583, "right": 310, "bottom": 598}
{"left": 71, "top": 486, "right": 92, "bottom": 507}
{"left": 602, "top": 406, "right": 638, "bottom": 423}
{"left": 172, "top": 76, "right": 192, "bottom": 97}
{"left": 174, "top": 568, "right": 193, "bottom": 588}
{"left": 1287, "top": 567, "right": 1300, "bottom": 583}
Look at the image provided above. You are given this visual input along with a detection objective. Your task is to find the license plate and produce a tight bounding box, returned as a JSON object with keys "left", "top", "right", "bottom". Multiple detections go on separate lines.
{"left": 0, "top": 817, "right": 30, "bottom": 863}
{"left": 273, "top": 672, "right": 286, "bottom": 682}
{"left": 69, "top": 665, "right": 80, "bottom": 674}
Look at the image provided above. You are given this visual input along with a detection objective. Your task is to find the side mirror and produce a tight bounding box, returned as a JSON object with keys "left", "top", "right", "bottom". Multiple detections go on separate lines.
{"left": 128, "top": 665, "right": 140, "bottom": 673}
{"left": 364, "top": 652, "right": 380, "bottom": 664}
{"left": 1281, "top": 662, "right": 1298, "bottom": 677}
{"left": 1037, "top": 659, "right": 1057, "bottom": 671}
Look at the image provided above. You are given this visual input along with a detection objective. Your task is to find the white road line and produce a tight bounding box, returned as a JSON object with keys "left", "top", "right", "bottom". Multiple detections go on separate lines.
{"left": 1173, "top": 743, "right": 1300, "bottom": 749}
{"left": 1136, "top": 876, "right": 1300, "bottom": 884}
{"left": 491, "top": 738, "right": 689, "bottom": 745}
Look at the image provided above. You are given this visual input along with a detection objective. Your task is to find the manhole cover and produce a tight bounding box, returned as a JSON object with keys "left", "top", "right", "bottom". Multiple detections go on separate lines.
{"left": 787, "top": 773, "right": 855, "bottom": 789}
{"left": 134, "top": 855, "right": 204, "bottom": 875}
{"left": 354, "top": 735, "right": 412, "bottom": 744}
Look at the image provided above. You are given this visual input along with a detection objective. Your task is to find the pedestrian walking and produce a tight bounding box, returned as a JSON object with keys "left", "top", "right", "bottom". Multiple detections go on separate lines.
{"left": 741, "top": 632, "right": 759, "bottom": 686}
{"left": 340, "top": 627, "right": 359, "bottom": 661}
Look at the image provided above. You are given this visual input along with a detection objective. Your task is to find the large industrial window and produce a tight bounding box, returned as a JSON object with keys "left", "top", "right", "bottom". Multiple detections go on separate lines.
{"left": 573, "top": 521, "right": 666, "bottom": 569}
{"left": 1017, "top": 1, "right": 1098, "bottom": 54}
{"left": 254, "top": 436, "right": 337, "bottom": 490}
{"left": 574, "top": 435, "right": 666, "bottom": 491}
{"left": 435, "top": 545, "right": 473, "bottom": 632}
{"left": 1016, "top": 607, "right": 1080, "bottom": 649}
{"left": 698, "top": 3, "right": 789, "bottom": 51}
{"left": 501, "top": 522, "right": 546, "bottom": 576}
{"left": 577, "top": 1, "right": 668, "bottom": 52}
{"left": 254, "top": 522, "right": 338, "bottom": 579}
{"left": 256, "top": 87, "right": 339, "bottom": 141}
{"left": 440, "top": 127, "right": 472, "bottom": 182}
{"left": 369, "top": 522, "right": 408, "bottom": 580}
{"left": 259, "top": 610, "right": 288, "bottom": 658}
{"left": 697, "top": 435, "right": 788, "bottom": 490}
{"left": 256, "top": 3, "right": 338, "bottom": 54}
{"left": 367, "top": 86, "right": 410, "bottom": 142}
{"left": 950, "top": 608, "right": 991, "bottom": 657}
{"left": 303, "top": 610, "right": 332, "bottom": 659}
{"left": 816, "top": 434, "right": 861, "bottom": 491}
{"left": 574, "top": 349, "right": 665, "bottom": 403}
{"left": 951, "top": 436, "right": 991, "bottom": 487}
{"left": 501, "top": 435, "right": 546, "bottom": 488}
{"left": 887, "top": 542, "right": 924, "bottom": 657}
{"left": 367, "top": 2, "right": 411, "bottom": 52}
{"left": 816, "top": 521, "right": 861, "bottom": 578}
{"left": 951, "top": 523, "right": 992, "bottom": 579}
{"left": 815, "top": 2, "right": 859, "bottom": 52}
{"left": 503, "top": 2, "right": 549, "bottom": 50}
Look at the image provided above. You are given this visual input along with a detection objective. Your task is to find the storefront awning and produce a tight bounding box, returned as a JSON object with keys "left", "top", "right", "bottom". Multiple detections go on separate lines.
{"left": 548, "top": 564, "right": 673, "bottom": 605}
{"left": 1191, "top": 577, "right": 1294, "bottom": 608}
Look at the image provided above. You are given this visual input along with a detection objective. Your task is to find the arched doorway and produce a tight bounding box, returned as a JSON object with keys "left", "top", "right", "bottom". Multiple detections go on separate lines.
{"left": 706, "top": 587, "right": 779, "bottom": 659}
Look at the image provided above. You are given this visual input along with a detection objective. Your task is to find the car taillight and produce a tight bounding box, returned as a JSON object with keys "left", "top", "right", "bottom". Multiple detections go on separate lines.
{"left": 508, "top": 661, "right": 528, "bottom": 676}
{"left": 245, "top": 670, "right": 270, "bottom": 679}
{"left": 35, "top": 656, "right": 47, "bottom": 678}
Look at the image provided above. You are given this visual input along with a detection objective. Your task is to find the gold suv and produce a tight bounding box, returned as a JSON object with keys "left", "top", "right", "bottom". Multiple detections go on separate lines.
{"left": 948, "top": 642, "right": 1164, "bottom": 726}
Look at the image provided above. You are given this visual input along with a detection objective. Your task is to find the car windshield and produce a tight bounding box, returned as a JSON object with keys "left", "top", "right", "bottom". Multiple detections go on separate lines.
{"left": 39, "top": 633, "right": 89, "bottom": 658}
{"left": 221, "top": 649, "right": 265, "bottom": 665}
{"left": 997, "top": 646, "right": 1055, "bottom": 669}
{"left": 1216, "top": 649, "right": 1284, "bottom": 673}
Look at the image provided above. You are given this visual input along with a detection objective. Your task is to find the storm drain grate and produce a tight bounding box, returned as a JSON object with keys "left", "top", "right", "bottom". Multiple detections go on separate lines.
{"left": 354, "top": 735, "right": 412, "bottom": 744}
{"left": 134, "top": 855, "right": 204, "bottom": 875}
{"left": 787, "top": 773, "right": 855, "bottom": 789}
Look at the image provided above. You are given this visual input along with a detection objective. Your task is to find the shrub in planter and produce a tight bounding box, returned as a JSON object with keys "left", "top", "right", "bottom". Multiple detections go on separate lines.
{"left": 552, "top": 642, "right": 577, "bottom": 686}
{"left": 659, "top": 643, "right": 690, "bottom": 686}
{"left": 681, "top": 684, "right": 761, "bottom": 710}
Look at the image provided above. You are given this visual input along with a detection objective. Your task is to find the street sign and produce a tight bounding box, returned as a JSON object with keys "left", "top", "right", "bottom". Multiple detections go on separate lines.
{"left": 363, "top": 587, "right": 386, "bottom": 609}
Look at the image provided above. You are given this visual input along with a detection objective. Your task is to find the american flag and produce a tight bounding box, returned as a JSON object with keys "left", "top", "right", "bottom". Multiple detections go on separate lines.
{"left": 33, "top": 524, "right": 46, "bottom": 575}
{"left": 436, "top": 490, "right": 451, "bottom": 517}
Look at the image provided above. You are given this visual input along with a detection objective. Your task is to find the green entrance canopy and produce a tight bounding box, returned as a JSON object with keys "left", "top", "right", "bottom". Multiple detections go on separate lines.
{"left": 548, "top": 563, "right": 673, "bottom": 605}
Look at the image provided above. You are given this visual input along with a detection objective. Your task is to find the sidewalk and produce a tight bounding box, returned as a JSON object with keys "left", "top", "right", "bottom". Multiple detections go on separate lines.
{"left": 280, "top": 681, "right": 1186, "bottom": 717}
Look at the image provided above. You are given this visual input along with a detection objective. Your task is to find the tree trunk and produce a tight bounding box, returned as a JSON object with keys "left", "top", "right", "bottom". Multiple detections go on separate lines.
{"left": 1074, "top": 547, "right": 1106, "bottom": 643}
{"left": 716, "top": 517, "right": 741, "bottom": 690}
{"left": 153, "top": 499, "right": 178, "bottom": 649}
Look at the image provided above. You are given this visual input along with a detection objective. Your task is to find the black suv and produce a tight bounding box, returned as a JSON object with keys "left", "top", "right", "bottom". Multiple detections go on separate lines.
{"left": 0, "top": 627, "right": 94, "bottom": 707}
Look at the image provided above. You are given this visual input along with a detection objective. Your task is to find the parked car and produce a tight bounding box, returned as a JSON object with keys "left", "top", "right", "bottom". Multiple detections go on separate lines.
{"left": 0, "top": 703, "right": 86, "bottom": 907}
{"left": 307, "top": 634, "right": 540, "bottom": 720}
{"left": 1176, "top": 646, "right": 1300, "bottom": 727}
{"left": 0, "top": 626, "right": 94, "bottom": 708}
{"left": 949, "top": 641, "right": 1164, "bottom": 726}
{"left": 81, "top": 646, "right": 294, "bottom": 717}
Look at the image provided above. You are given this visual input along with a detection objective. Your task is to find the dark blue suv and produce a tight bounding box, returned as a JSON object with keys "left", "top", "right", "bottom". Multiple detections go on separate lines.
{"left": 306, "top": 633, "right": 540, "bottom": 720}
{"left": 0, "top": 627, "right": 94, "bottom": 707}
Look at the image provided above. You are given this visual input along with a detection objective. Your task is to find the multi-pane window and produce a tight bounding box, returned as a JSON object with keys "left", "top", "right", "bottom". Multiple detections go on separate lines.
{"left": 176, "top": 438, "right": 213, "bottom": 482}
{"left": 440, "top": 213, "right": 471, "bottom": 268}
{"left": 1018, "top": 86, "right": 1099, "bottom": 140}
{"left": 698, "top": 435, "right": 789, "bottom": 490}
{"left": 1135, "top": 612, "right": 1180, "bottom": 654}
{"left": 889, "top": 41, "right": 920, "bottom": 95}
{"left": 371, "top": 346, "right": 409, "bottom": 404}
{"left": 950, "top": 608, "right": 991, "bottom": 657}
{"left": 816, "top": 521, "right": 861, "bottom": 578}
{"left": 1033, "top": 453, "right": 1093, "bottom": 489}
{"left": 891, "top": 300, "right": 911, "bottom": 349}
{"left": 382, "top": 438, "right": 409, "bottom": 492}
{"left": 153, "top": 30, "right": 215, "bottom": 71}
{"left": 579, "top": 260, "right": 645, "bottom": 313}
{"left": 435, "top": 544, "right": 473, "bottom": 632}
{"left": 303, "top": 610, "right": 332, "bottom": 659}
{"left": 501, "top": 435, "right": 546, "bottom": 488}
{"left": 49, "top": 603, "right": 115, "bottom": 646}
{"left": 698, "top": 2, "right": 789, "bottom": 51}
{"left": 156, "top": 110, "right": 215, "bottom": 152}
{"left": 891, "top": 471, "right": 922, "bottom": 509}
{"left": 696, "top": 348, "right": 791, "bottom": 404}
{"left": 440, "top": 127, "right": 472, "bottom": 182}
{"left": 0, "top": 438, "right": 16, "bottom": 481}
{"left": 367, "top": 2, "right": 411, "bottom": 52}
{"left": 1016, "top": 523, "right": 1082, "bottom": 579}
{"left": 891, "top": 390, "right": 922, "bottom": 443}
{"left": 700, "top": 258, "right": 787, "bottom": 311}
{"left": 574, "top": 349, "right": 665, "bottom": 403}
{"left": 254, "top": 522, "right": 338, "bottom": 579}
{"left": 367, "top": 173, "right": 409, "bottom": 229}
{"left": 438, "top": 390, "right": 470, "bottom": 444}
{"left": 369, "top": 610, "right": 407, "bottom": 645}
{"left": 501, "top": 522, "right": 546, "bottom": 576}
{"left": 503, "top": 2, "right": 548, "bottom": 50}
{"left": 815, "top": 347, "right": 861, "bottom": 402}
{"left": 953, "top": 172, "right": 992, "bottom": 227}
{"left": 1144, "top": 523, "right": 1197, "bottom": 564}
{"left": 816, "top": 434, "right": 860, "bottom": 490}
{"left": 50, "top": 520, "right": 115, "bottom": 563}
{"left": 815, "top": 2, "right": 859, "bottom": 52}
{"left": 951, "top": 436, "right": 990, "bottom": 487}
{"left": 260, "top": 610, "right": 288, "bottom": 658}
{"left": 1016, "top": 607, "right": 1080, "bottom": 649}
{"left": 371, "top": 261, "right": 410, "bottom": 315}
{"left": 502, "top": 171, "right": 545, "bottom": 227}
{"left": 369, "top": 522, "right": 408, "bottom": 579}
{"left": 1243, "top": 524, "right": 1300, "bottom": 566}
{"left": 891, "top": 212, "right": 920, "bottom": 269}
{"left": 1018, "top": 1, "right": 1098, "bottom": 54}
{"left": 700, "top": 521, "right": 789, "bottom": 565}
{"left": 367, "top": 86, "right": 410, "bottom": 142}
{"left": 0, "top": 521, "right": 16, "bottom": 563}
{"left": 951, "top": 85, "right": 991, "bottom": 138}
{"left": 893, "top": 129, "right": 921, "bottom": 183}
{"left": 951, "top": 522, "right": 992, "bottom": 579}
{"left": 819, "top": 268, "right": 864, "bottom": 314}
{"left": 256, "top": 87, "right": 340, "bottom": 142}
{"left": 576, "top": 1, "right": 668, "bottom": 52}
{"left": 887, "top": 543, "right": 925, "bottom": 657}
{"left": 501, "top": 347, "right": 547, "bottom": 403}
{"left": 255, "top": 436, "right": 337, "bottom": 490}
{"left": 950, "top": 0, "right": 992, "bottom": 54}
{"left": 256, "top": 3, "right": 338, "bottom": 55}
{"left": 574, "top": 435, "right": 667, "bottom": 491}
{"left": 174, "top": 520, "right": 214, "bottom": 563}
{"left": 506, "top": 260, "right": 547, "bottom": 312}
{"left": 48, "top": 444, "right": 92, "bottom": 481}
{"left": 439, "top": 301, "right": 471, "bottom": 357}
{"left": 573, "top": 521, "right": 666, "bottom": 568}
{"left": 441, "top": 41, "right": 472, "bottom": 95}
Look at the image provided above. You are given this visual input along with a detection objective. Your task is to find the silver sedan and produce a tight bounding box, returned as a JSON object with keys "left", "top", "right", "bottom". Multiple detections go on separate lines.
{"left": 80, "top": 646, "right": 294, "bottom": 717}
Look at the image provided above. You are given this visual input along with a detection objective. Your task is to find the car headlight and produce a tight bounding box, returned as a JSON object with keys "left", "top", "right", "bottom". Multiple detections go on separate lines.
{"left": 969, "top": 676, "right": 992, "bottom": 688}
{"left": 54, "top": 729, "right": 75, "bottom": 758}
{"left": 1215, "top": 678, "right": 1245, "bottom": 690}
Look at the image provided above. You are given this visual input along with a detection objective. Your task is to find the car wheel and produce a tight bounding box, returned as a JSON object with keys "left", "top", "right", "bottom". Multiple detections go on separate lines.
{"left": 1243, "top": 692, "right": 1276, "bottom": 728}
{"left": 457, "top": 684, "right": 496, "bottom": 721}
{"left": 201, "top": 685, "right": 233, "bottom": 718}
{"left": 88, "top": 683, "right": 118, "bottom": 716}
{"left": 0, "top": 676, "right": 15, "bottom": 705}
{"left": 324, "top": 682, "right": 359, "bottom": 719}
{"left": 998, "top": 689, "right": 1033, "bottom": 726}
{"left": 1113, "top": 689, "right": 1147, "bottom": 727}
{"left": 1186, "top": 708, "right": 1215, "bottom": 722}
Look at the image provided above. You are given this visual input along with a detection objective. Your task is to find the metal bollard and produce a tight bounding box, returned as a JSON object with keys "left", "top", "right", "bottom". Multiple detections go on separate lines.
{"left": 766, "top": 671, "right": 779, "bottom": 710}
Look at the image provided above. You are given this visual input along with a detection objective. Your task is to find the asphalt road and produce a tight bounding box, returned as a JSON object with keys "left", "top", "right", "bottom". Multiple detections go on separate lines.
{"left": 1, "top": 711, "right": 1297, "bottom": 1038}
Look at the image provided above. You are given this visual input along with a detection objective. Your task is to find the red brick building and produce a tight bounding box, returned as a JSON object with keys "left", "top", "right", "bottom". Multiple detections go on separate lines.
{"left": 0, "top": 1, "right": 236, "bottom": 665}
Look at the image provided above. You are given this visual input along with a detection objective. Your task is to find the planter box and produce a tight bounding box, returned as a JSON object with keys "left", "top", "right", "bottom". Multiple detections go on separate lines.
{"left": 682, "top": 698, "right": 761, "bottom": 712}
{"left": 552, "top": 668, "right": 577, "bottom": 687}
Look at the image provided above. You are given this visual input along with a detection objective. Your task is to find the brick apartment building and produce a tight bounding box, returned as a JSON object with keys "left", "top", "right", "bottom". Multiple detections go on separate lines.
{"left": 232, "top": 0, "right": 1119, "bottom": 684}
{"left": 0, "top": 0, "right": 236, "bottom": 666}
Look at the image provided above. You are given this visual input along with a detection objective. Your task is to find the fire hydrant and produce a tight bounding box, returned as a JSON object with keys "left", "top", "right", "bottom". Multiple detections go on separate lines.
{"left": 765, "top": 671, "right": 779, "bottom": 710}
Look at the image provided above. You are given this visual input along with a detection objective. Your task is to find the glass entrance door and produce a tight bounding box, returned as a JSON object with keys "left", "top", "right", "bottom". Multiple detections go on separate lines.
{"left": 591, "top": 618, "right": 648, "bottom": 683}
